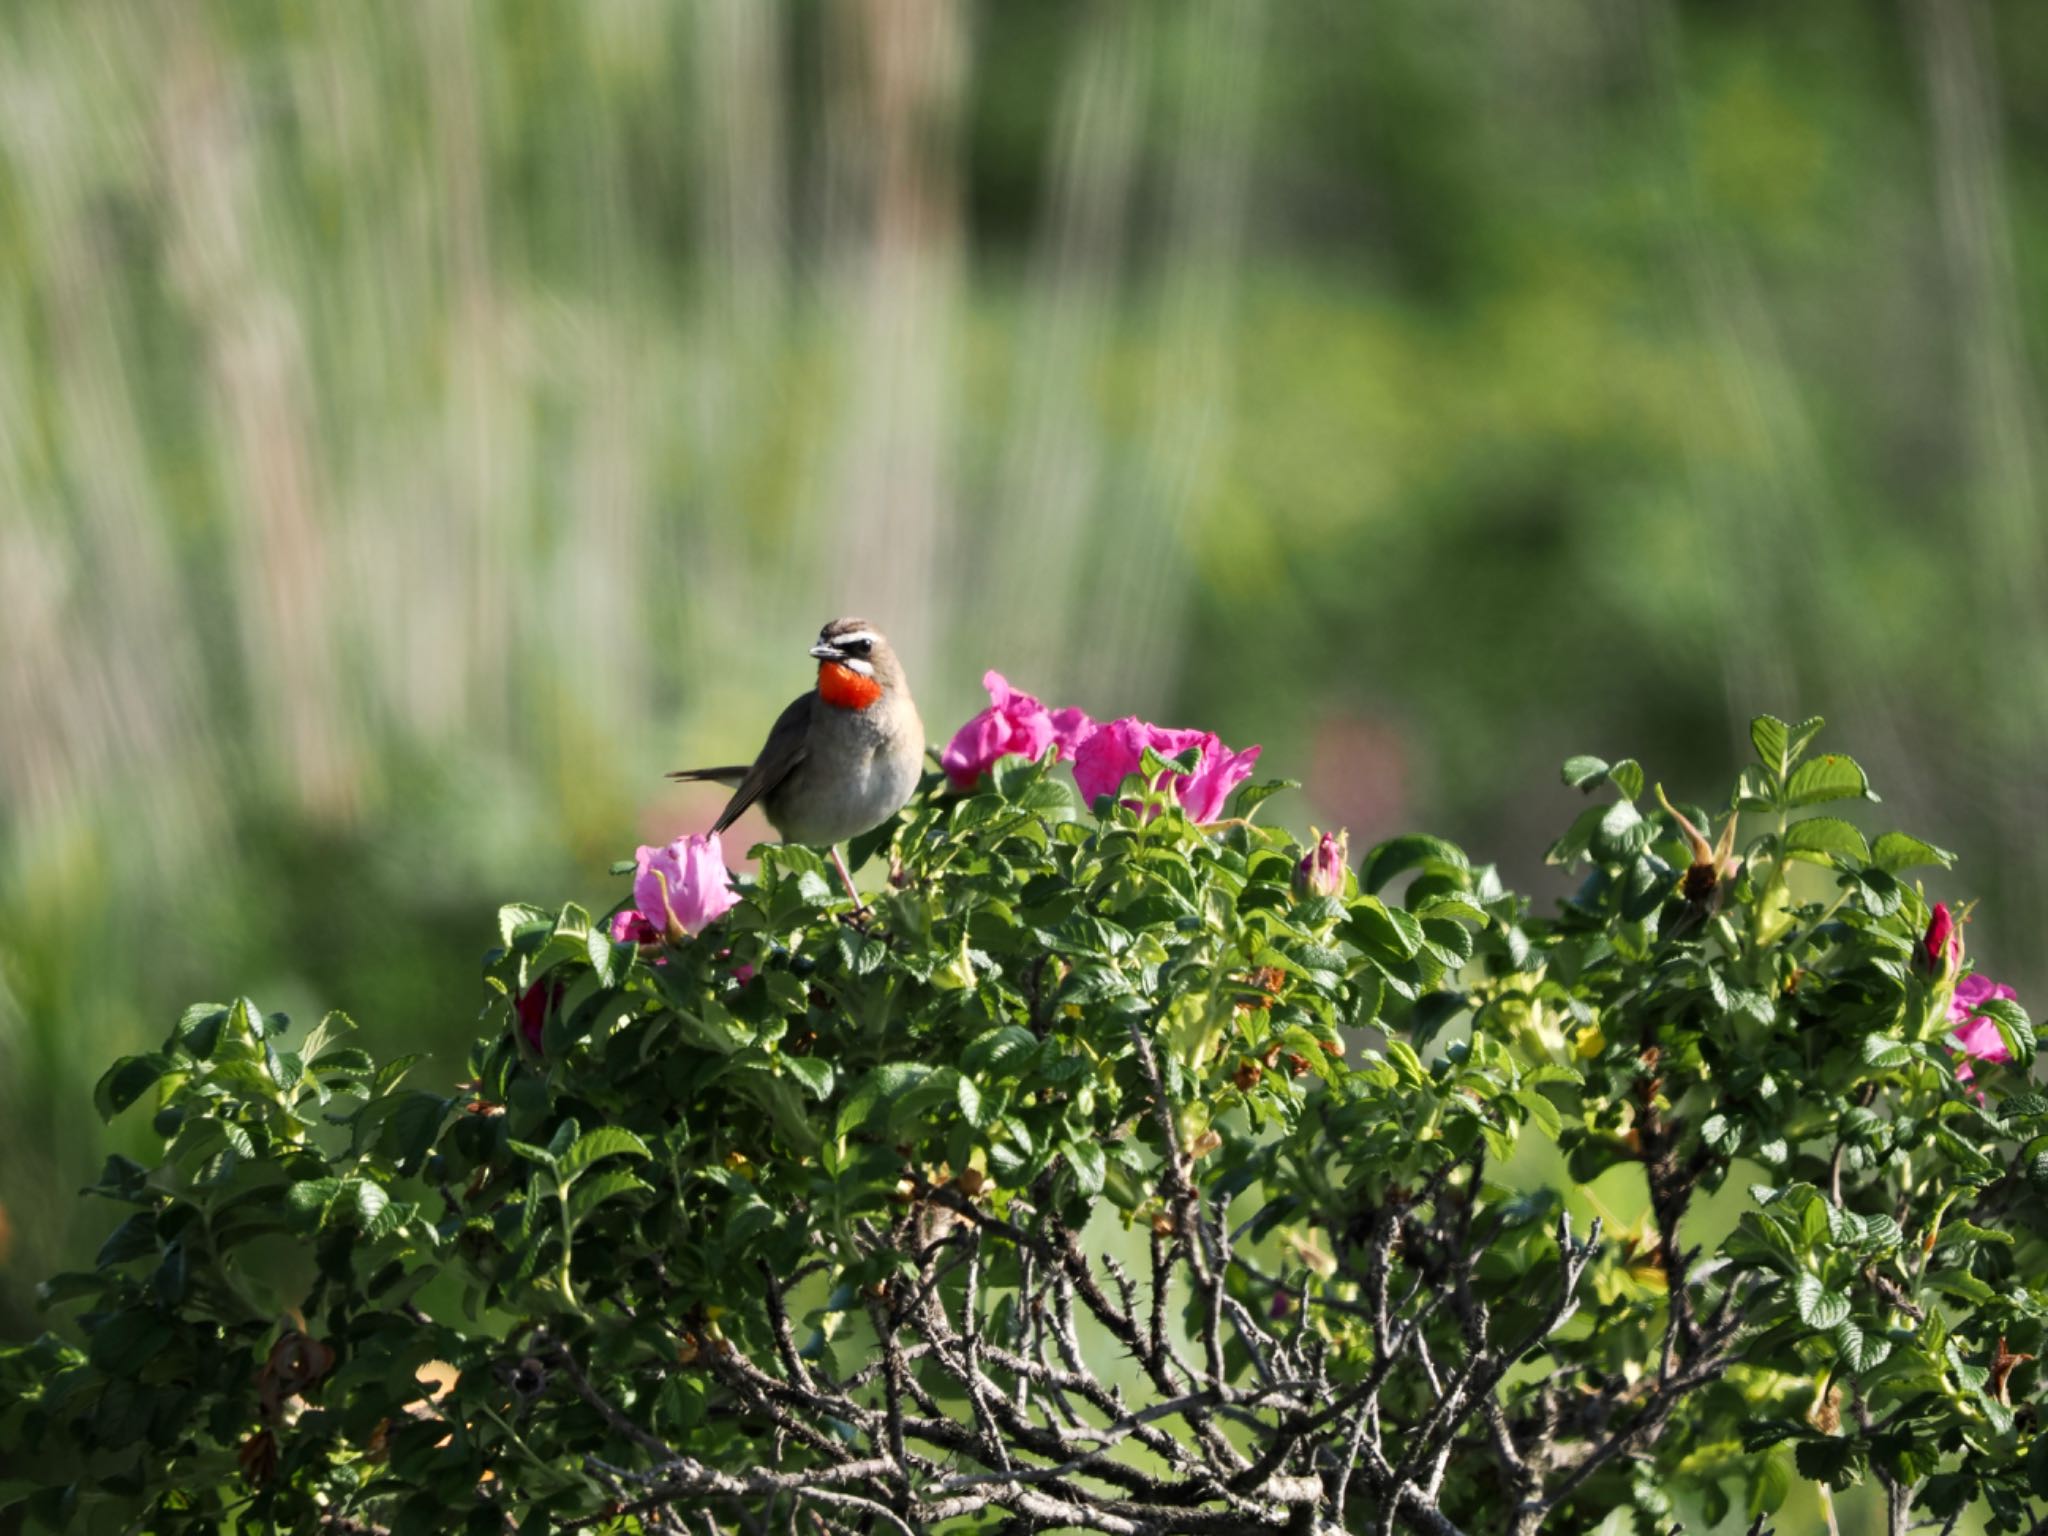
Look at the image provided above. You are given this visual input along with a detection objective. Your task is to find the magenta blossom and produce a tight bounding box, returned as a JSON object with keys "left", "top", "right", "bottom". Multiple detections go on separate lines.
{"left": 941, "top": 671, "right": 1095, "bottom": 790}
{"left": 1950, "top": 972, "right": 2019, "bottom": 1083}
{"left": 1295, "top": 828, "right": 1349, "bottom": 900}
{"left": 631, "top": 832, "right": 741, "bottom": 942}
{"left": 609, "top": 907, "right": 662, "bottom": 946}
{"left": 1071, "top": 717, "right": 1262, "bottom": 824}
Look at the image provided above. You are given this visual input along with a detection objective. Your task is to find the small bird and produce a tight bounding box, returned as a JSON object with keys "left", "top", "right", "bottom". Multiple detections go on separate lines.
{"left": 668, "top": 617, "right": 925, "bottom": 906}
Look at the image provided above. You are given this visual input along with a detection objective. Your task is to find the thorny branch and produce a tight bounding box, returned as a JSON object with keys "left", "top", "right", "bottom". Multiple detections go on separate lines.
{"left": 516, "top": 1134, "right": 1749, "bottom": 1536}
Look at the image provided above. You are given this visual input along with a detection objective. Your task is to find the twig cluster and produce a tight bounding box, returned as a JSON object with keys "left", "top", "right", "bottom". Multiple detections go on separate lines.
{"left": 526, "top": 1035, "right": 1754, "bottom": 1536}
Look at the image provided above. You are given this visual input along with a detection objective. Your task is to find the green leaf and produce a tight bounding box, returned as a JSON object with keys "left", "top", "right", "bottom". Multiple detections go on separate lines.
{"left": 1794, "top": 1436, "right": 1859, "bottom": 1491}
{"left": 1062, "top": 1139, "right": 1106, "bottom": 1197}
{"left": 567, "top": 1170, "right": 654, "bottom": 1228}
{"left": 86, "top": 1310, "right": 172, "bottom": 1377}
{"left": 93, "top": 1054, "right": 169, "bottom": 1121}
{"left": 586, "top": 924, "right": 619, "bottom": 986}
{"left": 559, "top": 1127, "right": 653, "bottom": 1183}
{"left": 352, "top": 1178, "right": 390, "bottom": 1226}
{"left": 1869, "top": 832, "right": 1954, "bottom": 873}
{"left": 1591, "top": 799, "right": 1649, "bottom": 862}
{"left": 1794, "top": 1273, "right": 1851, "bottom": 1329}
{"left": 1860, "top": 1035, "right": 1912, "bottom": 1070}
{"left": 373, "top": 1054, "right": 423, "bottom": 1095}
{"left": 1749, "top": 716, "right": 1789, "bottom": 777}
{"left": 297, "top": 1010, "right": 353, "bottom": 1064}
{"left": 1749, "top": 1447, "right": 1793, "bottom": 1519}
{"left": 1973, "top": 996, "right": 2036, "bottom": 1062}
{"left": 1360, "top": 835, "right": 1468, "bottom": 895}
{"left": 1561, "top": 755, "right": 1609, "bottom": 790}
{"left": 507, "top": 1139, "right": 561, "bottom": 1172}
{"left": 174, "top": 1003, "right": 231, "bottom": 1059}
{"left": 263, "top": 1042, "right": 302, "bottom": 1093}
{"left": 1786, "top": 754, "right": 1873, "bottom": 807}
{"left": 1752, "top": 715, "right": 1826, "bottom": 777}
{"left": 1607, "top": 759, "right": 1644, "bottom": 801}
{"left": 1831, "top": 1317, "right": 1891, "bottom": 1374}
{"left": 1513, "top": 1087, "right": 1563, "bottom": 1141}
{"left": 783, "top": 1055, "right": 835, "bottom": 1101}
{"left": 499, "top": 902, "right": 551, "bottom": 947}
{"left": 954, "top": 1072, "right": 985, "bottom": 1129}
{"left": 95, "top": 1212, "right": 158, "bottom": 1268}
{"left": 1785, "top": 716, "right": 1827, "bottom": 763}
{"left": 1228, "top": 778, "right": 1298, "bottom": 820}
{"left": 1782, "top": 817, "right": 1869, "bottom": 864}
{"left": 1344, "top": 897, "right": 1423, "bottom": 959}
{"left": 1933, "top": 1219, "right": 2012, "bottom": 1252}
{"left": 962, "top": 1026, "right": 1039, "bottom": 1077}
{"left": 838, "top": 1063, "right": 933, "bottom": 1137}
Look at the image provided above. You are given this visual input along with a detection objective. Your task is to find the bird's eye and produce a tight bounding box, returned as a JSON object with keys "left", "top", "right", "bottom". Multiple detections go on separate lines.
{"left": 844, "top": 638, "right": 871, "bottom": 656}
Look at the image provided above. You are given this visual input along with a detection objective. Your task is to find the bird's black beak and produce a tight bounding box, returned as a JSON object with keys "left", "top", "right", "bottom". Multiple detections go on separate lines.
{"left": 810, "top": 642, "right": 844, "bottom": 662}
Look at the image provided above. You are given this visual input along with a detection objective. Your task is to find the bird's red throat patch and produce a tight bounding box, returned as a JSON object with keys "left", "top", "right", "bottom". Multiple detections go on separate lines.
{"left": 818, "top": 661, "right": 884, "bottom": 711}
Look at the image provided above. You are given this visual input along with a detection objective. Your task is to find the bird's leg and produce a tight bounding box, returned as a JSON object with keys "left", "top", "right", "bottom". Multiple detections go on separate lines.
{"left": 828, "top": 845, "right": 866, "bottom": 912}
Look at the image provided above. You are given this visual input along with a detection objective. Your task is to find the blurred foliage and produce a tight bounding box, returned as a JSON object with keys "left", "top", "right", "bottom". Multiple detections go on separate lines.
{"left": 1, "top": 2, "right": 2044, "bottom": 1492}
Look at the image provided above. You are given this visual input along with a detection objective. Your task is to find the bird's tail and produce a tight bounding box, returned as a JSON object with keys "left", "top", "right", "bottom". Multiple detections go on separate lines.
{"left": 666, "top": 766, "right": 749, "bottom": 787}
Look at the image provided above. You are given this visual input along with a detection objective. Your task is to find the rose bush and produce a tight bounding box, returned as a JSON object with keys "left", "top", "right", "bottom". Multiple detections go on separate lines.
{"left": 1, "top": 713, "right": 2043, "bottom": 1535}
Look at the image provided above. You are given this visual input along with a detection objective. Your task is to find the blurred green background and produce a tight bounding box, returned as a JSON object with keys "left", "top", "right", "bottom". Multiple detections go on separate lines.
{"left": 1, "top": 2, "right": 2043, "bottom": 1518}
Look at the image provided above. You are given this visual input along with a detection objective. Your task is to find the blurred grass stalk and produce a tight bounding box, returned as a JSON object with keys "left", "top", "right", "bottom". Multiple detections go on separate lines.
{"left": 0, "top": 0, "right": 1263, "bottom": 1324}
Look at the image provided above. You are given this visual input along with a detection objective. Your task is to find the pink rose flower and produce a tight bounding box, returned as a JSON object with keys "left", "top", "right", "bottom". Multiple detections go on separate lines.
{"left": 1071, "top": 717, "right": 1261, "bottom": 824}
{"left": 1295, "top": 828, "right": 1349, "bottom": 900}
{"left": 1950, "top": 972, "right": 2018, "bottom": 1082}
{"left": 631, "top": 832, "right": 740, "bottom": 942}
{"left": 941, "top": 671, "right": 1095, "bottom": 790}
{"left": 609, "top": 908, "right": 662, "bottom": 946}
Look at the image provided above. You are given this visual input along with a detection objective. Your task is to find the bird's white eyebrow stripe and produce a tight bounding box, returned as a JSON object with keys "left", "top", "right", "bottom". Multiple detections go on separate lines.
{"left": 830, "top": 630, "right": 880, "bottom": 649}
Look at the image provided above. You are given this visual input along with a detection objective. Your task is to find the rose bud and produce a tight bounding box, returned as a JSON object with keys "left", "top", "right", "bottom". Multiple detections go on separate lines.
{"left": 1294, "top": 827, "right": 1349, "bottom": 901}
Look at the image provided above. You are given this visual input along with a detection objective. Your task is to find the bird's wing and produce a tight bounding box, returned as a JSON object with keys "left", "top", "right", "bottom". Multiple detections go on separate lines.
{"left": 699, "top": 691, "right": 813, "bottom": 835}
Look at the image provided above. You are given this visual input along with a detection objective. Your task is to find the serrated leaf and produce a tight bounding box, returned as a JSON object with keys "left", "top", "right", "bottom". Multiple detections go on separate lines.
{"left": 1513, "top": 1087, "right": 1563, "bottom": 1141}
{"left": 1592, "top": 799, "right": 1649, "bottom": 862}
{"left": 1750, "top": 716, "right": 1790, "bottom": 776}
{"left": 1359, "top": 834, "right": 1468, "bottom": 895}
{"left": 499, "top": 902, "right": 551, "bottom": 948}
{"left": 783, "top": 1055, "right": 835, "bottom": 1101}
{"left": 373, "top": 1054, "right": 422, "bottom": 1095}
{"left": 1782, "top": 817, "right": 1869, "bottom": 864}
{"left": 1227, "top": 778, "right": 1297, "bottom": 821}
{"left": 1062, "top": 1139, "right": 1106, "bottom": 1196}
{"left": 1973, "top": 996, "right": 2035, "bottom": 1062}
{"left": 1869, "top": 832, "right": 1954, "bottom": 873}
{"left": 567, "top": 1170, "right": 654, "bottom": 1228}
{"left": 1934, "top": 1218, "right": 2012, "bottom": 1251}
{"left": 352, "top": 1179, "right": 389, "bottom": 1225}
{"left": 954, "top": 1072, "right": 984, "bottom": 1128}
{"left": 963, "top": 1026, "right": 1039, "bottom": 1076}
{"left": 94, "top": 1054, "right": 169, "bottom": 1121}
{"left": 1787, "top": 754, "right": 1873, "bottom": 806}
{"left": 1794, "top": 1436, "right": 1859, "bottom": 1491}
{"left": 559, "top": 1127, "right": 653, "bottom": 1183}
{"left": 1830, "top": 1317, "right": 1891, "bottom": 1374}
{"left": 1794, "top": 1273, "right": 1852, "bottom": 1329}
{"left": 1562, "top": 755, "right": 1610, "bottom": 790}
{"left": 1344, "top": 897, "right": 1423, "bottom": 959}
